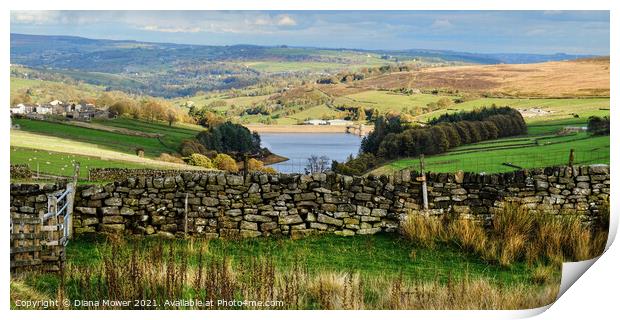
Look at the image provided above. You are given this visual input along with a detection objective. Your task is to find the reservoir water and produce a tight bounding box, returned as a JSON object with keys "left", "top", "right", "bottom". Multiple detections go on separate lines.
{"left": 260, "top": 133, "right": 362, "bottom": 173}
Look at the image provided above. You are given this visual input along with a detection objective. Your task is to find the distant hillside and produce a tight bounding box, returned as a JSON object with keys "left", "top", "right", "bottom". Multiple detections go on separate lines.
{"left": 10, "top": 33, "right": 591, "bottom": 98}
{"left": 324, "top": 57, "right": 610, "bottom": 98}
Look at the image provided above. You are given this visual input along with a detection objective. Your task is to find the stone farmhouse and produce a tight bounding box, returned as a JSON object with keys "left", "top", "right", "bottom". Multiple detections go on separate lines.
{"left": 10, "top": 100, "right": 110, "bottom": 121}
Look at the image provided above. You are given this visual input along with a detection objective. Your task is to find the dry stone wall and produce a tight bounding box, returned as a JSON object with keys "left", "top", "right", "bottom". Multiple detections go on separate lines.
{"left": 65, "top": 164, "right": 610, "bottom": 239}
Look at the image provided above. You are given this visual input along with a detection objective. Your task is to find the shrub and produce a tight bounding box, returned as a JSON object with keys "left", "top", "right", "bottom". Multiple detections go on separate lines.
{"left": 213, "top": 153, "right": 238, "bottom": 172}
{"left": 187, "top": 153, "right": 214, "bottom": 169}
{"left": 180, "top": 140, "right": 208, "bottom": 157}
{"left": 247, "top": 158, "right": 277, "bottom": 174}
{"left": 436, "top": 97, "right": 454, "bottom": 108}
{"left": 156, "top": 153, "right": 185, "bottom": 164}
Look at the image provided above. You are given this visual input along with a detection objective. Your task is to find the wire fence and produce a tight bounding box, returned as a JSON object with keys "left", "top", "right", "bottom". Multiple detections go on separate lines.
{"left": 11, "top": 147, "right": 610, "bottom": 180}
{"left": 399, "top": 149, "right": 609, "bottom": 174}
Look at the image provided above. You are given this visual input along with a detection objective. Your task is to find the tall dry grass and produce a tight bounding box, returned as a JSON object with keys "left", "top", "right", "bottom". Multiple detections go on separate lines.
{"left": 51, "top": 237, "right": 557, "bottom": 310}
{"left": 402, "top": 202, "right": 609, "bottom": 267}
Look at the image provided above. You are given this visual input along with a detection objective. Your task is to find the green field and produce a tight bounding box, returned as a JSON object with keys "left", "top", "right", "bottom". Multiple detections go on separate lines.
{"left": 13, "top": 118, "right": 200, "bottom": 158}
{"left": 373, "top": 130, "right": 610, "bottom": 175}
{"left": 336, "top": 91, "right": 455, "bottom": 114}
{"left": 15, "top": 233, "right": 553, "bottom": 304}
{"left": 92, "top": 117, "right": 202, "bottom": 150}
{"left": 10, "top": 147, "right": 157, "bottom": 179}
{"left": 419, "top": 97, "right": 610, "bottom": 122}
{"left": 64, "top": 233, "right": 538, "bottom": 283}
{"left": 336, "top": 90, "right": 609, "bottom": 122}
{"left": 10, "top": 118, "right": 205, "bottom": 179}
{"left": 174, "top": 88, "right": 609, "bottom": 127}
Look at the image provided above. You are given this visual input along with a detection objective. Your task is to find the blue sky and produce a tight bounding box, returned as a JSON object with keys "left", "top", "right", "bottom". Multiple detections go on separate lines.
{"left": 10, "top": 10, "right": 610, "bottom": 55}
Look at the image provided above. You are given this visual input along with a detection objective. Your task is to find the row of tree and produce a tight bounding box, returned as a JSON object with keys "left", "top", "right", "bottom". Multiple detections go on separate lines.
{"left": 334, "top": 107, "right": 527, "bottom": 174}
{"left": 374, "top": 107, "right": 527, "bottom": 159}
{"left": 195, "top": 121, "right": 262, "bottom": 156}
{"left": 108, "top": 98, "right": 190, "bottom": 126}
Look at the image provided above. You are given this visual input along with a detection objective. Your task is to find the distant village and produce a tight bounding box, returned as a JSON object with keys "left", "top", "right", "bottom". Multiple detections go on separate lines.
{"left": 9, "top": 100, "right": 110, "bottom": 121}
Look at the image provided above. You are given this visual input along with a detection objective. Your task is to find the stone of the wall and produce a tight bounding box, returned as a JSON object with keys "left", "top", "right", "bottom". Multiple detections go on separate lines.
{"left": 10, "top": 182, "right": 67, "bottom": 213}
{"left": 11, "top": 165, "right": 610, "bottom": 239}
{"left": 88, "top": 168, "right": 208, "bottom": 182}
{"left": 10, "top": 164, "right": 32, "bottom": 179}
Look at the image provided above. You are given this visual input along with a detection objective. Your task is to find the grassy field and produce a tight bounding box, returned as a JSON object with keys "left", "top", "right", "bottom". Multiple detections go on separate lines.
{"left": 92, "top": 117, "right": 202, "bottom": 149}
{"left": 373, "top": 130, "right": 610, "bottom": 175}
{"left": 12, "top": 233, "right": 558, "bottom": 309}
{"left": 335, "top": 90, "right": 609, "bottom": 121}
{"left": 173, "top": 93, "right": 272, "bottom": 110}
{"left": 418, "top": 97, "right": 610, "bottom": 123}
{"left": 10, "top": 147, "right": 158, "bottom": 179}
{"left": 12, "top": 118, "right": 201, "bottom": 158}
{"left": 10, "top": 127, "right": 198, "bottom": 178}
{"left": 67, "top": 233, "right": 538, "bottom": 283}
{"left": 174, "top": 88, "right": 609, "bottom": 127}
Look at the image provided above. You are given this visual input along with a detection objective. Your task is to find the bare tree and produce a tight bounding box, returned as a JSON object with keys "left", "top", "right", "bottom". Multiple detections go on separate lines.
{"left": 306, "top": 155, "right": 330, "bottom": 174}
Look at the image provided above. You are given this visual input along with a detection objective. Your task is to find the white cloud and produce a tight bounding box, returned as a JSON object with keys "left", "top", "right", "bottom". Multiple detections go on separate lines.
{"left": 276, "top": 15, "right": 297, "bottom": 26}
{"left": 141, "top": 25, "right": 203, "bottom": 33}
{"left": 431, "top": 19, "right": 452, "bottom": 29}
{"left": 11, "top": 11, "right": 59, "bottom": 24}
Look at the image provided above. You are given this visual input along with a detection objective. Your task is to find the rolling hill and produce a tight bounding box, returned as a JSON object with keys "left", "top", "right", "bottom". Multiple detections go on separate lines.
{"left": 10, "top": 33, "right": 593, "bottom": 98}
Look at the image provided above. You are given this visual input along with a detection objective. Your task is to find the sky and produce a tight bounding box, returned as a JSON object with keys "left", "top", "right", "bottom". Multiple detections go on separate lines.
{"left": 10, "top": 10, "right": 610, "bottom": 55}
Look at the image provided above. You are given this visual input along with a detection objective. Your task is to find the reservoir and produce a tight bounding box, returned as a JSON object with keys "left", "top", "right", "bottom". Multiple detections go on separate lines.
{"left": 260, "top": 133, "right": 362, "bottom": 173}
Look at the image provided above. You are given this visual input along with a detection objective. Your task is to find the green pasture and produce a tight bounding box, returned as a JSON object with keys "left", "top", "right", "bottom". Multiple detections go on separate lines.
{"left": 374, "top": 133, "right": 609, "bottom": 175}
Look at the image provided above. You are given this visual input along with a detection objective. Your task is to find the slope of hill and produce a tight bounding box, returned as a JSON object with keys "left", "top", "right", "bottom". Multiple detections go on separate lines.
{"left": 339, "top": 57, "right": 609, "bottom": 98}
{"left": 10, "top": 33, "right": 593, "bottom": 98}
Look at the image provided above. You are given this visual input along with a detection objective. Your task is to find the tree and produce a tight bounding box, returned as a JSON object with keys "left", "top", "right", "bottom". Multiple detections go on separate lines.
{"left": 306, "top": 155, "right": 330, "bottom": 174}
{"left": 166, "top": 109, "right": 178, "bottom": 127}
{"left": 587, "top": 116, "right": 610, "bottom": 135}
{"left": 196, "top": 122, "right": 262, "bottom": 155}
{"left": 141, "top": 99, "right": 165, "bottom": 122}
{"left": 108, "top": 100, "right": 134, "bottom": 117}
{"left": 96, "top": 93, "right": 115, "bottom": 108}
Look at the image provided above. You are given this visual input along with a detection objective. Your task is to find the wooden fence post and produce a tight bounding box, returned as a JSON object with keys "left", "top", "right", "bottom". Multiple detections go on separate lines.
{"left": 419, "top": 154, "right": 429, "bottom": 210}
{"left": 568, "top": 149, "right": 575, "bottom": 166}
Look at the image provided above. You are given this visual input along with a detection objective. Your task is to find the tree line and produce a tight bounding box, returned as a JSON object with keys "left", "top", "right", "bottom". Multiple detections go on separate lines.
{"left": 370, "top": 106, "right": 526, "bottom": 159}
{"left": 334, "top": 106, "right": 527, "bottom": 174}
